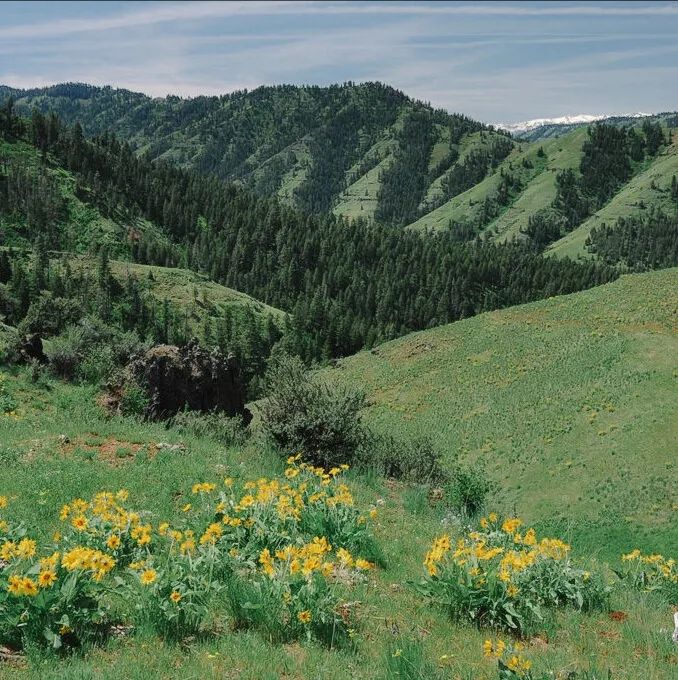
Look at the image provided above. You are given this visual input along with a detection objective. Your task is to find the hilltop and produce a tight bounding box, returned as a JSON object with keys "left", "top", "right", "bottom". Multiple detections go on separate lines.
{"left": 0, "top": 82, "right": 500, "bottom": 223}
{"left": 329, "top": 268, "right": 678, "bottom": 557}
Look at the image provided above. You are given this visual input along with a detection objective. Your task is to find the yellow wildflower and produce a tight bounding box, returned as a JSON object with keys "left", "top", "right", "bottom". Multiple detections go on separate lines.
{"left": 38, "top": 570, "right": 57, "bottom": 588}
{"left": 71, "top": 516, "right": 88, "bottom": 531}
{"left": 140, "top": 569, "right": 157, "bottom": 586}
{"left": 297, "top": 610, "right": 312, "bottom": 624}
{"left": 16, "top": 538, "right": 36, "bottom": 559}
{"left": 502, "top": 517, "right": 523, "bottom": 534}
{"left": 106, "top": 534, "right": 121, "bottom": 550}
{"left": 355, "top": 558, "right": 374, "bottom": 570}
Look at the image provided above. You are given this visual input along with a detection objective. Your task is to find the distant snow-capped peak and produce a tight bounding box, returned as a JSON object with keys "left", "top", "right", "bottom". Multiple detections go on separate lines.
{"left": 495, "top": 112, "right": 651, "bottom": 134}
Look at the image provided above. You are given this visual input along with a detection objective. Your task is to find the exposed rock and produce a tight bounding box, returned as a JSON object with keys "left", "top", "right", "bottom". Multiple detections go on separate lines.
{"left": 115, "top": 338, "right": 251, "bottom": 423}
{"left": 155, "top": 442, "right": 187, "bottom": 453}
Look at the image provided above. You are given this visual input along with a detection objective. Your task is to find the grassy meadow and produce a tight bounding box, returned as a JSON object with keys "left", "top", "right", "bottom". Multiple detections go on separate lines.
{"left": 328, "top": 268, "right": 678, "bottom": 559}
{"left": 0, "top": 269, "right": 676, "bottom": 678}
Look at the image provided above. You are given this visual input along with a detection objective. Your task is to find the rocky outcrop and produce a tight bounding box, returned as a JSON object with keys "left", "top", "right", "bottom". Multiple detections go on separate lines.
{"left": 115, "top": 339, "right": 251, "bottom": 423}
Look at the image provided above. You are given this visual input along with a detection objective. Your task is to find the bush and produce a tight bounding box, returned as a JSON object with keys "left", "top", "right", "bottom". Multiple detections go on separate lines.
{"left": 363, "top": 434, "right": 448, "bottom": 485}
{"left": 445, "top": 465, "right": 494, "bottom": 517}
{"left": 46, "top": 334, "right": 81, "bottom": 381}
{"left": 18, "top": 294, "right": 82, "bottom": 338}
{"left": 119, "top": 378, "right": 150, "bottom": 417}
{"left": 261, "top": 354, "right": 368, "bottom": 468}
{"left": 615, "top": 549, "right": 678, "bottom": 603}
{"left": 45, "top": 317, "right": 149, "bottom": 384}
{"left": 28, "top": 358, "right": 51, "bottom": 388}
{"left": 170, "top": 409, "right": 247, "bottom": 448}
{"left": 0, "top": 372, "right": 18, "bottom": 414}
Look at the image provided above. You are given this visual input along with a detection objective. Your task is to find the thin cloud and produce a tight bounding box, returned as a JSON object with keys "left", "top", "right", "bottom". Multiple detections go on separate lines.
{"left": 3, "top": 1, "right": 678, "bottom": 40}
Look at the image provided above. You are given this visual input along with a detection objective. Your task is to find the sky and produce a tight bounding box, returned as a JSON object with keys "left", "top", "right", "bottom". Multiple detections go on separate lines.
{"left": 0, "top": 1, "right": 677, "bottom": 123}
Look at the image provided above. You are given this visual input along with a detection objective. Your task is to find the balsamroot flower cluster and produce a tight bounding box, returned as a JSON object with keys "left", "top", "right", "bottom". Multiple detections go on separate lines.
{"left": 483, "top": 637, "right": 533, "bottom": 678}
{"left": 419, "top": 513, "right": 609, "bottom": 634}
{"left": 619, "top": 549, "right": 677, "bottom": 601}
{"left": 0, "top": 458, "right": 380, "bottom": 651}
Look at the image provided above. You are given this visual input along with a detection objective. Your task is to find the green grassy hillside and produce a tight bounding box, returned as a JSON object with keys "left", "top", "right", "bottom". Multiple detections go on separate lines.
{"left": 0, "top": 137, "right": 171, "bottom": 256}
{"left": 490, "top": 130, "right": 588, "bottom": 242}
{"left": 0, "top": 136, "right": 286, "bottom": 343}
{"left": 410, "top": 125, "right": 678, "bottom": 257}
{"left": 328, "top": 268, "right": 678, "bottom": 556}
{"left": 1, "top": 270, "right": 676, "bottom": 677}
{"left": 109, "top": 261, "right": 284, "bottom": 321}
{"left": 548, "top": 133, "right": 678, "bottom": 259}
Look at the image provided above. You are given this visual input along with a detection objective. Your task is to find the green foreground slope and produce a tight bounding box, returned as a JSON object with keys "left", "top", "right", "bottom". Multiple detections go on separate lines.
{"left": 329, "top": 269, "right": 678, "bottom": 554}
{"left": 0, "top": 273, "right": 676, "bottom": 679}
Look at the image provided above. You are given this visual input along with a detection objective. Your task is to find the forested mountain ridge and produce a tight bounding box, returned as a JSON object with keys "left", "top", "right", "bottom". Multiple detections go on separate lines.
{"left": 1, "top": 102, "right": 620, "bottom": 369}
{"left": 0, "top": 82, "right": 498, "bottom": 217}
{"left": 2, "top": 82, "right": 677, "bottom": 262}
{"left": 0, "top": 82, "right": 512, "bottom": 225}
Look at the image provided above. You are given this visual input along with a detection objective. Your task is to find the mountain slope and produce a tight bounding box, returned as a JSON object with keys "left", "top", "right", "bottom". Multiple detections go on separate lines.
{"left": 0, "top": 129, "right": 286, "bottom": 337}
{"left": 328, "top": 268, "right": 678, "bottom": 555}
{"left": 3, "top": 82, "right": 676, "bottom": 263}
{"left": 408, "top": 130, "right": 584, "bottom": 234}
{"left": 547, "top": 133, "right": 678, "bottom": 259}
{"left": 0, "top": 82, "right": 497, "bottom": 223}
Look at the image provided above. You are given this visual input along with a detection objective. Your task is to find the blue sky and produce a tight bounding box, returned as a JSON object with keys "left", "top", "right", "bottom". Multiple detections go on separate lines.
{"left": 0, "top": 1, "right": 677, "bottom": 123}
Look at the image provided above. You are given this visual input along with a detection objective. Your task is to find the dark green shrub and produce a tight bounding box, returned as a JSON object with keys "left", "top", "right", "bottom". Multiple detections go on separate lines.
{"left": 28, "top": 358, "right": 51, "bottom": 387}
{"left": 46, "top": 333, "right": 80, "bottom": 380}
{"left": 363, "top": 434, "right": 448, "bottom": 485}
{"left": 445, "top": 465, "right": 494, "bottom": 517}
{"left": 119, "top": 378, "right": 150, "bottom": 417}
{"left": 261, "top": 354, "right": 368, "bottom": 467}
{"left": 18, "top": 294, "right": 82, "bottom": 337}
{"left": 45, "top": 317, "right": 149, "bottom": 384}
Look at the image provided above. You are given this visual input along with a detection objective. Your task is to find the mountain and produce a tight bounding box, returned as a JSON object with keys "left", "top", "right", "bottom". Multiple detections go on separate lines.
{"left": 411, "top": 119, "right": 678, "bottom": 263}
{"left": 2, "top": 111, "right": 619, "bottom": 367}
{"left": 504, "top": 111, "right": 677, "bottom": 142}
{"left": 496, "top": 112, "right": 650, "bottom": 137}
{"left": 0, "top": 82, "right": 503, "bottom": 220}
{"left": 0, "top": 82, "right": 514, "bottom": 226}
{"left": 328, "top": 267, "right": 678, "bottom": 556}
{"left": 2, "top": 82, "right": 676, "bottom": 265}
